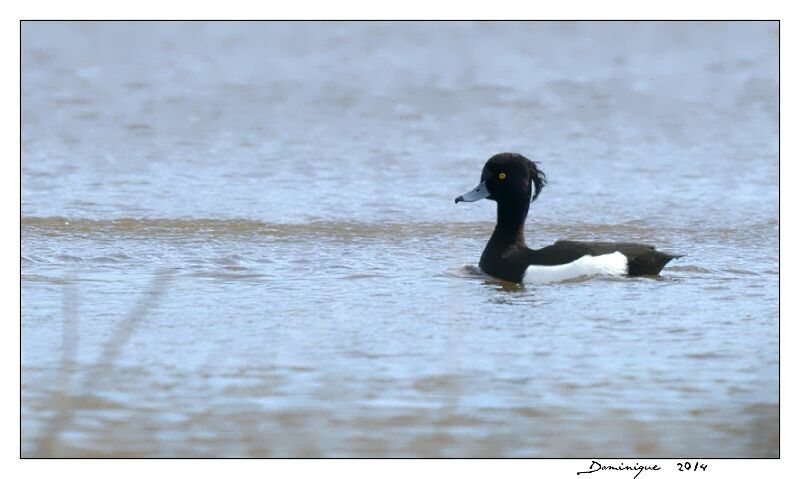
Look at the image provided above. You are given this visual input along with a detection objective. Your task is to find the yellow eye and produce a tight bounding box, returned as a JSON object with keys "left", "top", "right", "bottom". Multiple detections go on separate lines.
{"left": 498, "top": 172, "right": 507, "bottom": 180}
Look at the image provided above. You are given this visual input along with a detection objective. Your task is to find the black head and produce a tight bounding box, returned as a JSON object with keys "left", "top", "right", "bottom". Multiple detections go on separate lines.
{"left": 455, "top": 152, "right": 547, "bottom": 205}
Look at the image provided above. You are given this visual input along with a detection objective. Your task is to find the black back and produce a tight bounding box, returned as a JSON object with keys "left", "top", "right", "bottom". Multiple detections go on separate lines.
{"left": 527, "top": 240, "right": 682, "bottom": 276}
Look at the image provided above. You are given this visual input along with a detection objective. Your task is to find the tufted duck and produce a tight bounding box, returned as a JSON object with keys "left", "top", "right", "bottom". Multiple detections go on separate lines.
{"left": 455, "top": 152, "right": 682, "bottom": 283}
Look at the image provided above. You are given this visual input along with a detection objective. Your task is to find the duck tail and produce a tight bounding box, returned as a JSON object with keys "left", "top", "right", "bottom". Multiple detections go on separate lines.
{"left": 628, "top": 250, "right": 684, "bottom": 276}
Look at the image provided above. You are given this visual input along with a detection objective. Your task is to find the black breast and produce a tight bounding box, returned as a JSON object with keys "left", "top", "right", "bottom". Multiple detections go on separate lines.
{"left": 478, "top": 241, "right": 531, "bottom": 283}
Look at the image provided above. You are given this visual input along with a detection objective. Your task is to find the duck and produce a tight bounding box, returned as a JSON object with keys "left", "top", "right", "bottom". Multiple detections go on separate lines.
{"left": 455, "top": 152, "right": 682, "bottom": 283}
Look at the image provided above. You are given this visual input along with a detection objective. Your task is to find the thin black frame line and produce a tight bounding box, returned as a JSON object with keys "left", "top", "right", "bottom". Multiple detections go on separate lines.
{"left": 19, "top": 18, "right": 781, "bottom": 460}
{"left": 19, "top": 19, "right": 781, "bottom": 22}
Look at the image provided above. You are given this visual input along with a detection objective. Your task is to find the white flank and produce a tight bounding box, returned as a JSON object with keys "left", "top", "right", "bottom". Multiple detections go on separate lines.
{"left": 523, "top": 251, "right": 628, "bottom": 284}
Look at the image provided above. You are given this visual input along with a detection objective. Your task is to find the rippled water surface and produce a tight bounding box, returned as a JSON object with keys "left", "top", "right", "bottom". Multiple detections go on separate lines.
{"left": 21, "top": 21, "right": 778, "bottom": 457}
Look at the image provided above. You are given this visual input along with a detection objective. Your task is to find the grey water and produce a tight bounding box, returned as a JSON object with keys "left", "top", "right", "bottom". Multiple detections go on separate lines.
{"left": 21, "top": 21, "right": 778, "bottom": 457}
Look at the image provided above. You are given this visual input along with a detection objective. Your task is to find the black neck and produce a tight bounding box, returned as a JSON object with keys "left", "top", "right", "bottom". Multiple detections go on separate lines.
{"left": 478, "top": 196, "right": 532, "bottom": 282}
{"left": 488, "top": 199, "right": 529, "bottom": 249}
